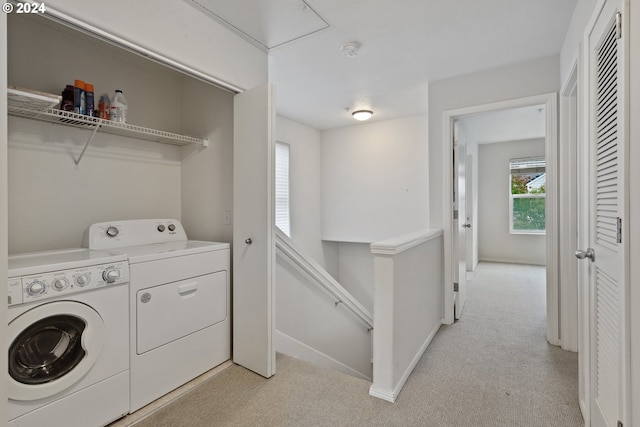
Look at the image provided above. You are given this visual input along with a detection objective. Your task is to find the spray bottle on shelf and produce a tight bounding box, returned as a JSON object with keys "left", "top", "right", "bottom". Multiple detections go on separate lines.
{"left": 98, "top": 94, "right": 110, "bottom": 120}
{"left": 73, "top": 79, "right": 86, "bottom": 115}
{"left": 85, "top": 83, "right": 95, "bottom": 116}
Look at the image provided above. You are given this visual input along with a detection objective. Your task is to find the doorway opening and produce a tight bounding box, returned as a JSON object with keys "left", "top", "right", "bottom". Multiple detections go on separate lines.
{"left": 442, "top": 93, "right": 561, "bottom": 346}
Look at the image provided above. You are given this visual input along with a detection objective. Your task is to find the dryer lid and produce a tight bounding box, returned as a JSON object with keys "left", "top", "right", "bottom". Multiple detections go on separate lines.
{"left": 103, "top": 240, "right": 229, "bottom": 264}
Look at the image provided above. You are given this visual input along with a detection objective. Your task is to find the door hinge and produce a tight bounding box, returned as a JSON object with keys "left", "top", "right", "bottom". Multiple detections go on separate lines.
{"left": 617, "top": 217, "right": 622, "bottom": 244}
{"left": 453, "top": 282, "right": 459, "bottom": 292}
{"left": 453, "top": 210, "right": 459, "bottom": 220}
{"left": 616, "top": 12, "right": 622, "bottom": 39}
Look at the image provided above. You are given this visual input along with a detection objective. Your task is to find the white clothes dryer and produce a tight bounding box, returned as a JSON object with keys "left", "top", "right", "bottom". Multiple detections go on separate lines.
{"left": 7, "top": 248, "right": 130, "bottom": 427}
{"left": 83, "top": 219, "right": 230, "bottom": 412}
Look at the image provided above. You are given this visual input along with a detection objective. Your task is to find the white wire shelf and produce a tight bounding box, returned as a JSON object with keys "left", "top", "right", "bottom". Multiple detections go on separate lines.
{"left": 8, "top": 88, "right": 209, "bottom": 148}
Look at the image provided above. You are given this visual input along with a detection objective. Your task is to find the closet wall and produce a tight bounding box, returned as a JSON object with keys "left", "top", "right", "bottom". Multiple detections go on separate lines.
{"left": 7, "top": 14, "right": 233, "bottom": 253}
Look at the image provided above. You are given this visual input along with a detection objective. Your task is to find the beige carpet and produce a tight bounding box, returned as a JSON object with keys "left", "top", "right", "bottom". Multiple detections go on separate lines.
{"left": 130, "top": 262, "right": 583, "bottom": 426}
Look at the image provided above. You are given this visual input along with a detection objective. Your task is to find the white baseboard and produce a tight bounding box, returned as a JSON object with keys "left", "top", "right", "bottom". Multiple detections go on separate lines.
{"left": 275, "top": 329, "right": 372, "bottom": 381}
{"left": 369, "top": 320, "right": 442, "bottom": 403}
{"left": 478, "top": 257, "right": 546, "bottom": 266}
{"left": 368, "top": 385, "right": 395, "bottom": 402}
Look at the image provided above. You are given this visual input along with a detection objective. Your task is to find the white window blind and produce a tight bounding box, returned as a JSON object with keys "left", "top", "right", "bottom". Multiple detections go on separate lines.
{"left": 275, "top": 142, "right": 291, "bottom": 237}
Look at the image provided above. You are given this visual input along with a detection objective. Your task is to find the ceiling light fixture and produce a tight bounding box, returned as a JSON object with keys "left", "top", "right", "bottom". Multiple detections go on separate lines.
{"left": 352, "top": 110, "right": 373, "bottom": 121}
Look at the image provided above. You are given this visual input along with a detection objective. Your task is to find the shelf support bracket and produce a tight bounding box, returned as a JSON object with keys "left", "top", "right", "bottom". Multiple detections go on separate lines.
{"left": 73, "top": 124, "right": 101, "bottom": 166}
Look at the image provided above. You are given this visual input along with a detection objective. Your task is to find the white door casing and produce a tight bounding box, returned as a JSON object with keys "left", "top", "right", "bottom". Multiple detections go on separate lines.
{"left": 560, "top": 62, "right": 580, "bottom": 355}
{"left": 442, "top": 93, "right": 558, "bottom": 329}
{"left": 584, "top": 0, "right": 629, "bottom": 424}
{"left": 465, "top": 153, "right": 474, "bottom": 272}
{"left": 0, "top": 12, "right": 8, "bottom": 424}
{"left": 233, "top": 84, "right": 276, "bottom": 378}
{"left": 453, "top": 124, "right": 467, "bottom": 319}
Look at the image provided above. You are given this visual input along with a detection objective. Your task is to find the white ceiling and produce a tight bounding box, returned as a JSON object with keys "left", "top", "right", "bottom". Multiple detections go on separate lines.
{"left": 187, "top": 0, "right": 578, "bottom": 130}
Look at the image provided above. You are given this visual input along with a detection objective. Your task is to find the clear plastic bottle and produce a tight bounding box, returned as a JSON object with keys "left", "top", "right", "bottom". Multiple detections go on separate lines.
{"left": 109, "top": 89, "right": 128, "bottom": 124}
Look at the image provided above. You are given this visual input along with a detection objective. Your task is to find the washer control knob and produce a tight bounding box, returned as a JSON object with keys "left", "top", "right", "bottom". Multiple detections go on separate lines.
{"left": 102, "top": 267, "right": 120, "bottom": 284}
{"left": 106, "top": 226, "right": 119, "bottom": 238}
{"left": 168, "top": 224, "right": 176, "bottom": 232}
{"left": 26, "top": 280, "right": 47, "bottom": 296}
{"left": 76, "top": 274, "right": 90, "bottom": 287}
{"left": 52, "top": 278, "right": 69, "bottom": 291}
{"left": 157, "top": 225, "right": 166, "bottom": 232}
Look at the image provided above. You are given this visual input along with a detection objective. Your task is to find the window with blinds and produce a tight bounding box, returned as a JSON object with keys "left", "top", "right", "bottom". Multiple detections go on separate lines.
{"left": 509, "top": 157, "right": 546, "bottom": 234}
{"left": 275, "top": 142, "right": 291, "bottom": 237}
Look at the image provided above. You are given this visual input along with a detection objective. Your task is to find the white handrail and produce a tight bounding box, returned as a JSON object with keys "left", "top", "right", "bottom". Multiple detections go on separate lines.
{"left": 274, "top": 229, "right": 373, "bottom": 329}
{"left": 370, "top": 229, "right": 443, "bottom": 255}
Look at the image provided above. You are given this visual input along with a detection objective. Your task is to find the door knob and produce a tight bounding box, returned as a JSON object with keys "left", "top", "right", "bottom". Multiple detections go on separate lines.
{"left": 463, "top": 223, "right": 471, "bottom": 229}
{"left": 575, "top": 248, "right": 595, "bottom": 261}
{"left": 245, "top": 238, "right": 253, "bottom": 245}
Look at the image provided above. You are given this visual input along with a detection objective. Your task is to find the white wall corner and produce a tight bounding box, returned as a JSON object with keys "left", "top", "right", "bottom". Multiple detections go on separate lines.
{"left": 392, "top": 320, "right": 442, "bottom": 403}
{"left": 368, "top": 385, "right": 396, "bottom": 403}
{"left": 275, "top": 330, "right": 372, "bottom": 381}
{"left": 369, "top": 320, "right": 442, "bottom": 404}
{"left": 0, "top": 11, "right": 9, "bottom": 423}
{"left": 371, "top": 255, "right": 395, "bottom": 393}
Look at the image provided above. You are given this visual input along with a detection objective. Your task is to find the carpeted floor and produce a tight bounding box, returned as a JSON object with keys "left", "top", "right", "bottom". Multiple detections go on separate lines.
{"left": 128, "top": 262, "right": 583, "bottom": 426}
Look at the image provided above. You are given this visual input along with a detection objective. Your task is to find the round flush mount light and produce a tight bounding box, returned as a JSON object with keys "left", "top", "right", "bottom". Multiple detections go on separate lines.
{"left": 352, "top": 110, "right": 373, "bottom": 121}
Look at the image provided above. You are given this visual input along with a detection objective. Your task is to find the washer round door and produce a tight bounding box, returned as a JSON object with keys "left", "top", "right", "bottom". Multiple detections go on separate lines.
{"left": 7, "top": 301, "right": 106, "bottom": 401}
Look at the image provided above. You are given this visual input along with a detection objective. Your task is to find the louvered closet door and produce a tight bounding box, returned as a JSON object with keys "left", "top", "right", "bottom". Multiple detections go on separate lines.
{"left": 588, "top": 0, "right": 627, "bottom": 425}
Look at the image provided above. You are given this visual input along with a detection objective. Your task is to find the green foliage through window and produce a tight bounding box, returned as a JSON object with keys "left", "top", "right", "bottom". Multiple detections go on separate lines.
{"left": 512, "top": 197, "right": 546, "bottom": 230}
{"left": 509, "top": 157, "right": 546, "bottom": 234}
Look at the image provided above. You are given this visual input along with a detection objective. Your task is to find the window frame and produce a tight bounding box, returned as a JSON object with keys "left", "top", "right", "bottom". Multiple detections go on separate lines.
{"left": 508, "top": 156, "right": 546, "bottom": 235}
{"left": 275, "top": 141, "right": 291, "bottom": 237}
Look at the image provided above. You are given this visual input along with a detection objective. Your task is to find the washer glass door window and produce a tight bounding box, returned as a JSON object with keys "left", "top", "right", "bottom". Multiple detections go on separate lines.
{"left": 10, "top": 315, "right": 87, "bottom": 385}
{"left": 8, "top": 301, "right": 106, "bottom": 401}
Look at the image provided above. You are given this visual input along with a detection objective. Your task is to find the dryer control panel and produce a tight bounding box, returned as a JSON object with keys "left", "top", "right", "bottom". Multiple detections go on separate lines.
{"left": 83, "top": 219, "right": 188, "bottom": 250}
{"left": 8, "top": 261, "right": 129, "bottom": 306}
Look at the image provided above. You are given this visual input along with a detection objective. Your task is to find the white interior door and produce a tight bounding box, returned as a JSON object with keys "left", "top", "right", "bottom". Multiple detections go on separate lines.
{"left": 582, "top": 1, "right": 628, "bottom": 425}
{"left": 0, "top": 13, "right": 8, "bottom": 421}
{"left": 465, "top": 153, "right": 474, "bottom": 272}
{"left": 233, "top": 84, "right": 276, "bottom": 378}
{"left": 453, "top": 123, "right": 467, "bottom": 319}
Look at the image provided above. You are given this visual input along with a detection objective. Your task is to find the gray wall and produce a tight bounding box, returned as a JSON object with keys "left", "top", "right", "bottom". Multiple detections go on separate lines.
{"left": 7, "top": 14, "right": 235, "bottom": 253}
{"left": 429, "top": 56, "right": 560, "bottom": 230}
{"left": 321, "top": 115, "right": 429, "bottom": 243}
{"left": 478, "top": 139, "right": 546, "bottom": 265}
{"left": 180, "top": 79, "right": 235, "bottom": 244}
{"left": 275, "top": 116, "right": 325, "bottom": 265}
{"left": 44, "top": 0, "right": 267, "bottom": 92}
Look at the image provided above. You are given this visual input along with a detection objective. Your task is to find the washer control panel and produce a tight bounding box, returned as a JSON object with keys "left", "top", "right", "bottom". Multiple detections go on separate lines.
{"left": 8, "top": 261, "right": 129, "bottom": 306}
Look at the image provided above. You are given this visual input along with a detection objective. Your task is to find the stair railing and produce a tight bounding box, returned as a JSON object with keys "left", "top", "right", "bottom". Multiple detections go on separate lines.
{"left": 274, "top": 229, "right": 373, "bottom": 330}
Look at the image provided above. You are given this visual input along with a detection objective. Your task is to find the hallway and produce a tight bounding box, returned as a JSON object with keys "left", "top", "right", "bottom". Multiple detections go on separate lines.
{"left": 119, "top": 262, "right": 583, "bottom": 426}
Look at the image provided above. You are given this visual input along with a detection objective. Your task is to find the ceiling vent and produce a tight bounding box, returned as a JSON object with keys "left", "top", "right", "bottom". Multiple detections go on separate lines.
{"left": 185, "top": 0, "right": 329, "bottom": 51}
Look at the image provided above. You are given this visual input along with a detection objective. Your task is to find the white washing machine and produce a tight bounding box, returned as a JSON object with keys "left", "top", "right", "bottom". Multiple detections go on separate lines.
{"left": 83, "top": 219, "right": 231, "bottom": 412}
{"left": 7, "top": 248, "right": 130, "bottom": 427}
